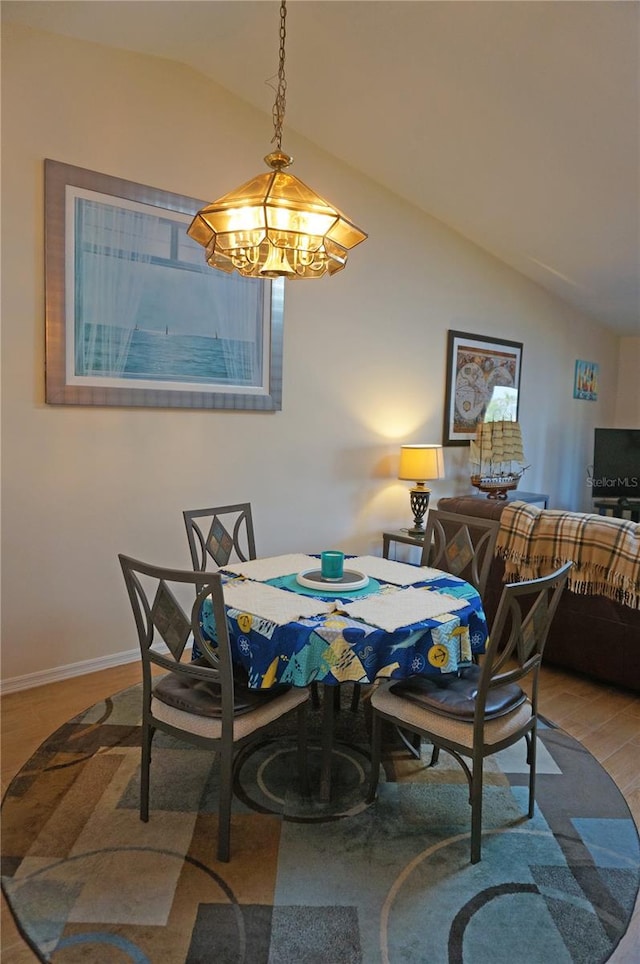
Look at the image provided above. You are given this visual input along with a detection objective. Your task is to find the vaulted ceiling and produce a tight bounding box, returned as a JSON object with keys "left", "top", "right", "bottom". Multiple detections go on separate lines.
{"left": 4, "top": 0, "right": 639, "bottom": 335}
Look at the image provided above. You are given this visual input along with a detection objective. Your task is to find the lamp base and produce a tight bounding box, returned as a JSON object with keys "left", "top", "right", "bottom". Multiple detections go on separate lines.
{"left": 407, "top": 524, "right": 426, "bottom": 538}
{"left": 408, "top": 485, "right": 431, "bottom": 536}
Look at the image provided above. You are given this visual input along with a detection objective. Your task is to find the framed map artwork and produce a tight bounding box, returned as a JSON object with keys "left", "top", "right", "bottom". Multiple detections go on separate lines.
{"left": 443, "top": 330, "right": 523, "bottom": 445}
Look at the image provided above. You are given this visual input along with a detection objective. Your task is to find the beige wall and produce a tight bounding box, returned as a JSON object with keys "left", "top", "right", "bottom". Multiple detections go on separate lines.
{"left": 614, "top": 338, "right": 640, "bottom": 427}
{"left": 1, "top": 24, "right": 625, "bottom": 687}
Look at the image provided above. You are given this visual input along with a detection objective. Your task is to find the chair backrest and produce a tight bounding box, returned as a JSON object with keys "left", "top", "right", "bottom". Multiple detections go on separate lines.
{"left": 420, "top": 508, "right": 500, "bottom": 596}
{"left": 119, "top": 554, "right": 236, "bottom": 726}
{"left": 183, "top": 503, "right": 256, "bottom": 571}
{"left": 473, "top": 561, "right": 573, "bottom": 731}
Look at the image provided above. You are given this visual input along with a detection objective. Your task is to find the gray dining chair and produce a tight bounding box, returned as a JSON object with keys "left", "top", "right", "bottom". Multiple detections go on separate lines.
{"left": 183, "top": 501, "right": 323, "bottom": 709}
{"left": 421, "top": 508, "right": 501, "bottom": 598}
{"left": 119, "top": 555, "right": 309, "bottom": 862}
{"left": 387, "top": 508, "right": 502, "bottom": 756}
{"left": 183, "top": 502, "right": 256, "bottom": 570}
{"left": 366, "top": 561, "right": 572, "bottom": 864}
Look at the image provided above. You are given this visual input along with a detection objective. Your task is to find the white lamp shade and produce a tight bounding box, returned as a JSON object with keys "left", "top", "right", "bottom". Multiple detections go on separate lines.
{"left": 398, "top": 444, "right": 445, "bottom": 482}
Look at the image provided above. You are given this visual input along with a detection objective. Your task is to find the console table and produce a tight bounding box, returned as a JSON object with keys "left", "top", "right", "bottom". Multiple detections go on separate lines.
{"left": 468, "top": 490, "right": 549, "bottom": 508}
{"left": 593, "top": 500, "right": 640, "bottom": 523}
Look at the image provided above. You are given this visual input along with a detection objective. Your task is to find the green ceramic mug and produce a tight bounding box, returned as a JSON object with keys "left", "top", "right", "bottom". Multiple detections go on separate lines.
{"left": 321, "top": 550, "right": 344, "bottom": 581}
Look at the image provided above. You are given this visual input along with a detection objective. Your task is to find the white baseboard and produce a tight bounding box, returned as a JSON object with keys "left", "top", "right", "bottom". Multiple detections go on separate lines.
{"left": 0, "top": 648, "right": 140, "bottom": 696}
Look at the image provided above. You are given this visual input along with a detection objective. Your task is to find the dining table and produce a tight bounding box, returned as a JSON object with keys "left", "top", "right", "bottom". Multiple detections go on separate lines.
{"left": 197, "top": 552, "right": 489, "bottom": 801}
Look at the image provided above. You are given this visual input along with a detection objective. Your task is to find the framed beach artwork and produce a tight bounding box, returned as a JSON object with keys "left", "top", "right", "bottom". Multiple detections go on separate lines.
{"left": 44, "top": 160, "right": 284, "bottom": 411}
{"left": 573, "top": 359, "right": 598, "bottom": 401}
{"left": 443, "top": 330, "right": 523, "bottom": 445}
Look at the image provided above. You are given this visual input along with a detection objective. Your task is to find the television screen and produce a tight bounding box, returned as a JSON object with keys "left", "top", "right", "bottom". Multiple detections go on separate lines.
{"left": 591, "top": 428, "right": 640, "bottom": 500}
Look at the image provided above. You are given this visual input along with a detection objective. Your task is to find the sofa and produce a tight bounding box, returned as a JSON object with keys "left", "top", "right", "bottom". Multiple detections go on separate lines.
{"left": 437, "top": 496, "right": 640, "bottom": 693}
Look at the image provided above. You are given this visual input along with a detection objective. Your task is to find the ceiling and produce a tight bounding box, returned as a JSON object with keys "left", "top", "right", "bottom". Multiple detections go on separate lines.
{"left": 4, "top": 0, "right": 639, "bottom": 336}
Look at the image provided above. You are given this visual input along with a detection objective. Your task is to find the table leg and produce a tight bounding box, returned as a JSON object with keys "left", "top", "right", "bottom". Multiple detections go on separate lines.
{"left": 320, "top": 686, "right": 335, "bottom": 802}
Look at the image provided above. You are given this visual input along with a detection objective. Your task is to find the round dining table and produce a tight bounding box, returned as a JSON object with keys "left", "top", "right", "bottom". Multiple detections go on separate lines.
{"left": 197, "top": 552, "right": 489, "bottom": 800}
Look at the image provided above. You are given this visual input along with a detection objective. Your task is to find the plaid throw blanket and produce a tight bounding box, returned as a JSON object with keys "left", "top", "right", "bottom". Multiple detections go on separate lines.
{"left": 496, "top": 501, "right": 640, "bottom": 609}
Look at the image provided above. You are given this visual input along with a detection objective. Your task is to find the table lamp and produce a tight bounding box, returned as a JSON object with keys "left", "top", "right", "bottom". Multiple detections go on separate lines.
{"left": 398, "top": 444, "right": 445, "bottom": 535}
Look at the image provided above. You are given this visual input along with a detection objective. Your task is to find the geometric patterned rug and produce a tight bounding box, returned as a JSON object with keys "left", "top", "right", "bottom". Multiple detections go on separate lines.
{"left": 2, "top": 683, "right": 638, "bottom": 963}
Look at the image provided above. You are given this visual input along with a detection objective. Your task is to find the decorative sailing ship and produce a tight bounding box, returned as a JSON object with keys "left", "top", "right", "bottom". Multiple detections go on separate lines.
{"left": 469, "top": 420, "right": 528, "bottom": 499}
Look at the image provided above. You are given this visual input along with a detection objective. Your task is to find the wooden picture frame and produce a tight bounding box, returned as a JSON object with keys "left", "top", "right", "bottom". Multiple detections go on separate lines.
{"left": 443, "top": 330, "right": 523, "bottom": 445}
{"left": 44, "top": 159, "right": 284, "bottom": 411}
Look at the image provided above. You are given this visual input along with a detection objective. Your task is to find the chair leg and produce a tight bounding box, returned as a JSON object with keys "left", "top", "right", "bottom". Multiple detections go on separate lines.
{"left": 366, "top": 712, "right": 382, "bottom": 803}
{"left": 428, "top": 744, "right": 441, "bottom": 767}
{"left": 394, "top": 725, "right": 422, "bottom": 759}
{"left": 297, "top": 704, "right": 310, "bottom": 798}
{"left": 527, "top": 727, "right": 537, "bottom": 818}
{"left": 310, "top": 682, "right": 320, "bottom": 709}
{"left": 350, "top": 683, "right": 362, "bottom": 713}
{"left": 217, "top": 743, "right": 234, "bottom": 863}
{"left": 470, "top": 754, "right": 484, "bottom": 864}
{"left": 320, "top": 687, "right": 335, "bottom": 803}
{"left": 140, "top": 720, "right": 153, "bottom": 822}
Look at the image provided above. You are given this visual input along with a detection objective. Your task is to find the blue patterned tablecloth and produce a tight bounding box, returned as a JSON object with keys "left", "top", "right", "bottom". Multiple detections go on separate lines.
{"left": 198, "top": 558, "right": 488, "bottom": 690}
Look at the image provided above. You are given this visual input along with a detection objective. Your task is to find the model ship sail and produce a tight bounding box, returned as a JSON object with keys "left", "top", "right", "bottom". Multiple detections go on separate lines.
{"left": 470, "top": 420, "right": 528, "bottom": 499}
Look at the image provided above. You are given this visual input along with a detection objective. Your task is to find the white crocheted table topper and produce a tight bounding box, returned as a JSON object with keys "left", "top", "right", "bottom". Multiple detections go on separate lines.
{"left": 348, "top": 556, "right": 447, "bottom": 587}
{"left": 223, "top": 553, "right": 319, "bottom": 582}
{"left": 341, "top": 587, "right": 468, "bottom": 632}
{"left": 223, "top": 578, "right": 334, "bottom": 625}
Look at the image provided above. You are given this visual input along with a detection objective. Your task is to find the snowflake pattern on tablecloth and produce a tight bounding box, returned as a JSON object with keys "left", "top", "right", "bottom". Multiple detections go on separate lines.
{"left": 411, "top": 653, "right": 426, "bottom": 674}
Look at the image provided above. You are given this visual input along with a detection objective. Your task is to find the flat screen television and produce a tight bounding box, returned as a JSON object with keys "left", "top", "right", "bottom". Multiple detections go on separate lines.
{"left": 591, "top": 428, "right": 640, "bottom": 501}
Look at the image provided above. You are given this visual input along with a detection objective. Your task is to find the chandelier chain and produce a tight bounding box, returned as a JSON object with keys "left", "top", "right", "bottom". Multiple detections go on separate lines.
{"left": 271, "top": 0, "right": 288, "bottom": 150}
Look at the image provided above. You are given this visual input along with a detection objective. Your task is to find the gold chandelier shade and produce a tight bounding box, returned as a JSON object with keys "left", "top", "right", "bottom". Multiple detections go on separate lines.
{"left": 187, "top": 0, "right": 366, "bottom": 280}
{"left": 187, "top": 152, "right": 367, "bottom": 279}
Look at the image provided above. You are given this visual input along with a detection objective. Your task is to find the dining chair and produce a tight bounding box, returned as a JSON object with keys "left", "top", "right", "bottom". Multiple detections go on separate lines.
{"left": 183, "top": 502, "right": 256, "bottom": 570}
{"left": 183, "top": 502, "right": 323, "bottom": 709}
{"left": 119, "top": 555, "right": 309, "bottom": 862}
{"left": 386, "top": 508, "right": 502, "bottom": 756}
{"left": 366, "top": 561, "right": 572, "bottom": 863}
{"left": 421, "top": 508, "right": 501, "bottom": 598}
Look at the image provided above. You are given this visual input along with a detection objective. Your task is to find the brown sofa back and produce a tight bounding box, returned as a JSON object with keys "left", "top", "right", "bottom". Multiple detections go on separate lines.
{"left": 437, "top": 496, "right": 640, "bottom": 693}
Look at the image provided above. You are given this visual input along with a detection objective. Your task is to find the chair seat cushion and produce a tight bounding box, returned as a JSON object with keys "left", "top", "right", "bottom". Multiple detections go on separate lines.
{"left": 389, "top": 664, "right": 525, "bottom": 720}
{"left": 154, "top": 660, "right": 291, "bottom": 719}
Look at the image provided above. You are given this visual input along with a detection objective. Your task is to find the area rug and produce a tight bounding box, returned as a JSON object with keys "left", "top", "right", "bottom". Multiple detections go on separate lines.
{"left": 2, "top": 684, "right": 638, "bottom": 964}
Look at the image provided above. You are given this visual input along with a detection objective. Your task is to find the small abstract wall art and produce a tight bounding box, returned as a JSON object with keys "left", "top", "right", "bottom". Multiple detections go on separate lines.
{"left": 573, "top": 360, "right": 599, "bottom": 401}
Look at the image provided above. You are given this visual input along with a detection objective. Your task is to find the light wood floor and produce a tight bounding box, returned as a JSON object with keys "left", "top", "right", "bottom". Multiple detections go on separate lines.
{"left": 2, "top": 661, "right": 639, "bottom": 962}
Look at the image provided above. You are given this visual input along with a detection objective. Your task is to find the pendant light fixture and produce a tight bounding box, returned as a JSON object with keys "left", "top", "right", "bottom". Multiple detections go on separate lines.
{"left": 187, "top": 0, "right": 367, "bottom": 280}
